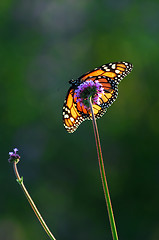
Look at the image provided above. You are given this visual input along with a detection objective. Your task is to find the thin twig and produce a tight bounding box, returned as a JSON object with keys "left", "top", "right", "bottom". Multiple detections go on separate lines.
{"left": 88, "top": 97, "right": 119, "bottom": 240}
{"left": 13, "top": 161, "right": 56, "bottom": 240}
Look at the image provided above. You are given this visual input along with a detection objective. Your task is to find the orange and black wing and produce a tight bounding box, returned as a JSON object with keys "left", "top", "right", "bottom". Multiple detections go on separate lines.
{"left": 74, "top": 76, "right": 118, "bottom": 120}
{"left": 63, "top": 87, "right": 86, "bottom": 133}
{"left": 79, "top": 61, "right": 133, "bottom": 84}
{"left": 63, "top": 61, "right": 133, "bottom": 133}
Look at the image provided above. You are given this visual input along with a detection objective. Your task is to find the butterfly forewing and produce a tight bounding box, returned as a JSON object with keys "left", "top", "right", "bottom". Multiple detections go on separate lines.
{"left": 79, "top": 61, "right": 133, "bottom": 84}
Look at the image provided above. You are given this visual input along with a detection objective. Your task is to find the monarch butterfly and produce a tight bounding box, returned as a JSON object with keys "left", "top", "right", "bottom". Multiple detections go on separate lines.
{"left": 63, "top": 61, "right": 133, "bottom": 133}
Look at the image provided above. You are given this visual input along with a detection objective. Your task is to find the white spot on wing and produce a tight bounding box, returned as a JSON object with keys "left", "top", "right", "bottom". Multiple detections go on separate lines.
{"left": 70, "top": 117, "right": 74, "bottom": 122}
{"left": 111, "top": 64, "right": 116, "bottom": 69}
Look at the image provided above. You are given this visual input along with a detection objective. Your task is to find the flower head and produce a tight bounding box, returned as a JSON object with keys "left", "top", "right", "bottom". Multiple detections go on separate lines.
{"left": 75, "top": 80, "right": 104, "bottom": 108}
{"left": 8, "top": 148, "right": 20, "bottom": 163}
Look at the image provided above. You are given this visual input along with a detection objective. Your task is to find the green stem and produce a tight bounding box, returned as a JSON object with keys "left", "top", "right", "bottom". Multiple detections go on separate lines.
{"left": 13, "top": 161, "right": 56, "bottom": 240}
{"left": 88, "top": 98, "right": 119, "bottom": 240}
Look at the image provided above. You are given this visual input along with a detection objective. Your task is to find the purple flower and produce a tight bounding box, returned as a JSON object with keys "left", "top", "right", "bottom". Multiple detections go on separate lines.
{"left": 75, "top": 80, "right": 104, "bottom": 108}
{"left": 8, "top": 148, "right": 20, "bottom": 163}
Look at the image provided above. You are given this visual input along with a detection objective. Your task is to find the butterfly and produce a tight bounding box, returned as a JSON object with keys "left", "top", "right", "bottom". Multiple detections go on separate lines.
{"left": 63, "top": 61, "right": 133, "bottom": 133}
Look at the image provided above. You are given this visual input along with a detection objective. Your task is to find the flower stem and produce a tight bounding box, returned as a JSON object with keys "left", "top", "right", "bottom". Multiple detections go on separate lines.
{"left": 88, "top": 97, "right": 119, "bottom": 240}
{"left": 13, "top": 161, "right": 56, "bottom": 240}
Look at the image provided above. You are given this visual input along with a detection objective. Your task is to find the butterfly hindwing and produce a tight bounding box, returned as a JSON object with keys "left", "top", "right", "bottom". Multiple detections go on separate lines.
{"left": 74, "top": 76, "right": 118, "bottom": 120}
{"left": 63, "top": 87, "right": 85, "bottom": 133}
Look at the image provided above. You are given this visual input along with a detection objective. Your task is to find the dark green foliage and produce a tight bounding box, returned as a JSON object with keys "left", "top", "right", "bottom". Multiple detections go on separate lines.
{"left": 1, "top": 0, "right": 159, "bottom": 240}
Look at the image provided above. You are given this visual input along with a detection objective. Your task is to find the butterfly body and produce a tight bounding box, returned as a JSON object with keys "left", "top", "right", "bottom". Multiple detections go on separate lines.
{"left": 63, "top": 61, "right": 133, "bottom": 133}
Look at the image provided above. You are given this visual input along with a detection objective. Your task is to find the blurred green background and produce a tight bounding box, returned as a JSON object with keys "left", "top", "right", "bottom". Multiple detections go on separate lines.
{"left": 1, "top": 0, "right": 159, "bottom": 239}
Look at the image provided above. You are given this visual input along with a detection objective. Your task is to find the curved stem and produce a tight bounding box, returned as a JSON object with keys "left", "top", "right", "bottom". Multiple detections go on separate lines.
{"left": 88, "top": 98, "right": 119, "bottom": 240}
{"left": 13, "top": 161, "right": 56, "bottom": 240}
